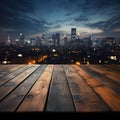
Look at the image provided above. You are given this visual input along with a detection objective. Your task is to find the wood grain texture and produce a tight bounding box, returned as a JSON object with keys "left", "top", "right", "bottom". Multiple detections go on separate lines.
{"left": 0, "top": 65, "right": 32, "bottom": 86}
{"left": 0, "top": 65, "right": 47, "bottom": 112}
{"left": 17, "top": 65, "right": 53, "bottom": 112}
{"left": 46, "top": 65, "right": 75, "bottom": 112}
{"left": 73, "top": 65, "right": 120, "bottom": 111}
{"left": 0, "top": 65, "right": 24, "bottom": 78}
{"left": 87, "top": 65, "right": 120, "bottom": 83}
{"left": 81, "top": 66, "right": 120, "bottom": 95}
{"left": 0, "top": 65, "right": 39, "bottom": 101}
{"left": 0, "top": 64, "right": 119, "bottom": 112}
{"left": 64, "top": 65, "right": 109, "bottom": 112}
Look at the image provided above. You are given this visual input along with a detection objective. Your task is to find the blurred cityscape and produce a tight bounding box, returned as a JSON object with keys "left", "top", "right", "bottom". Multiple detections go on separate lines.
{"left": 0, "top": 28, "right": 120, "bottom": 64}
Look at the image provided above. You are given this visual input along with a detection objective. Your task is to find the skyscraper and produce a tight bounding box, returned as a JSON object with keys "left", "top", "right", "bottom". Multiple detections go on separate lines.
{"left": 71, "top": 28, "right": 76, "bottom": 40}
{"left": 41, "top": 34, "right": 46, "bottom": 45}
{"left": 52, "top": 33, "right": 60, "bottom": 46}
{"left": 64, "top": 34, "right": 67, "bottom": 45}
{"left": 56, "top": 33, "right": 60, "bottom": 45}
{"left": 6, "top": 35, "right": 11, "bottom": 45}
{"left": 19, "top": 33, "right": 25, "bottom": 45}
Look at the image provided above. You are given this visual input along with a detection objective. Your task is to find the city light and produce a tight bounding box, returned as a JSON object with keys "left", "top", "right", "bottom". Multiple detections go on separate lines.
{"left": 52, "top": 49, "right": 56, "bottom": 52}
{"left": 28, "top": 60, "right": 36, "bottom": 65}
{"left": 53, "top": 54, "right": 58, "bottom": 57}
{"left": 2, "top": 61, "right": 7, "bottom": 64}
{"left": 17, "top": 54, "right": 23, "bottom": 57}
{"left": 87, "top": 61, "right": 90, "bottom": 65}
{"left": 20, "top": 33, "right": 22, "bottom": 36}
{"left": 76, "top": 61, "right": 80, "bottom": 65}
{"left": 110, "top": 56, "right": 117, "bottom": 60}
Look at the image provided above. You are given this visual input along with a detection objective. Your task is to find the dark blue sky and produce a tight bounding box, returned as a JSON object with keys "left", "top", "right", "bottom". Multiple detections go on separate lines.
{"left": 0, "top": 0, "right": 120, "bottom": 41}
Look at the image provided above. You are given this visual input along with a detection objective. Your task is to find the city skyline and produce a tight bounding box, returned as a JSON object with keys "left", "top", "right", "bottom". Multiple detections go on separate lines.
{"left": 0, "top": 0, "right": 120, "bottom": 42}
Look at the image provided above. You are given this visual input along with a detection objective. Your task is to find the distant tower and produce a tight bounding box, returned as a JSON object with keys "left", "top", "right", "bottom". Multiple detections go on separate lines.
{"left": 71, "top": 28, "right": 76, "bottom": 40}
{"left": 52, "top": 33, "right": 60, "bottom": 46}
{"left": 90, "top": 31, "right": 93, "bottom": 41}
{"left": 36, "top": 36, "right": 42, "bottom": 46}
{"left": 49, "top": 37, "right": 54, "bottom": 46}
{"left": 41, "top": 34, "right": 46, "bottom": 45}
{"left": 52, "top": 34, "right": 56, "bottom": 46}
{"left": 64, "top": 33, "right": 67, "bottom": 45}
{"left": 56, "top": 33, "right": 60, "bottom": 46}
{"left": 77, "top": 32, "right": 80, "bottom": 39}
{"left": 19, "top": 33, "right": 25, "bottom": 45}
{"left": 6, "top": 35, "right": 11, "bottom": 45}
{"left": 87, "top": 32, "right": 93, "bottom": 47}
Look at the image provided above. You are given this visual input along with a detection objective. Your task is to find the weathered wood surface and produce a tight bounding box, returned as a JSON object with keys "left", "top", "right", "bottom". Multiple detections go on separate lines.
{"left": 0, "top": 64, "right": 120, "bottom": 112}
{"left": 46, "top": 65, "right": 75, "bottom": 112}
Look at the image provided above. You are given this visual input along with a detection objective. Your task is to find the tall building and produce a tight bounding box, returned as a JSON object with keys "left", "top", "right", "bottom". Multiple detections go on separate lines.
{"left": 19, "top": 33, "right": 25, "bottom": 45}
{"left": 90, "top": 32, "right": 93, "bottom": 41}
{"left": 49, "top": 37, "right": 54, "bottom": 46}
{"left": 36, "top": 36, "right": 42, "bottom": 46}
{"left": 52, "top": 33, "right": 55, "bottom": 46}
{"left": 101, "top": 37, "right": 116, "bottom": 47}
{"left": 6, "top": 35, "right": 11, "bottom": 45}
{"left": 64, "top": 35, "right": 67, "bottom": 45}
{"left": 30, "top": 38, "right": 37, "bottom": 46}
{"left": 71, "top": 28, "right": 76, "bottom": 40}
{"left": 52, "top": 33, "right": 60, "bottom": 46}
{"left": 41, "top": 34, "right": 46, "bottom": 45}
{"left": 56, "top": 33, "right": 60, "bottom": 45}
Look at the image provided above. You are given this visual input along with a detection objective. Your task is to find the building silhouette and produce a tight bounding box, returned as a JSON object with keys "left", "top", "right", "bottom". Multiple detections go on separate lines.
{"left": 19, "top": 33, "right": 25, "bottom": 45}
{"left": 6, "top": 35, "right": 11, "bottom": 45}
{"left": 52, "top": 33, "right": 60, "bottom": 46}
{"left": 71, "top": 28, "right": 76, "bottom": 40}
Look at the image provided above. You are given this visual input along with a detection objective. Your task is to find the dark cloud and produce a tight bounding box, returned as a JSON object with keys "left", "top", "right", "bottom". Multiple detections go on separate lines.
{"left": 0, "top": 0, "right": 51, "bottom": 38}
{"left": 0, "top": 0, "right": 36, "bottom": 32}
{"left": 0, "top": 0, "right": 120, "bottom": 40}
{"left": 1, "top": 16, "right": 50, "bottom": 33}
{"left": 61, "top": 0, "right": 120, "bottom": 17}
{"left": 0, "top": 0, "right": 35, "bottom": 15}
{"left": 75, "top": 15, "right": 89, "bottom": 22}
{"left": 86, "top": 16, "right": 120, "bottom": 32}
{"left": 53, "top": 24, "right": 61, "bottom": 29}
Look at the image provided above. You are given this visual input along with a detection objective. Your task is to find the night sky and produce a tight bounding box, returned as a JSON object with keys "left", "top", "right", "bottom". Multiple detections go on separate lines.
{"left": 0, "top": 0, "right": 120, "bottom": 41}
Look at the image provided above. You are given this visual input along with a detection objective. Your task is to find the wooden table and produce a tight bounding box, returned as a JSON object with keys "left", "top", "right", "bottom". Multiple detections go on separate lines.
{"left": 0, "top": 64, "right": 120, "bottom": 113}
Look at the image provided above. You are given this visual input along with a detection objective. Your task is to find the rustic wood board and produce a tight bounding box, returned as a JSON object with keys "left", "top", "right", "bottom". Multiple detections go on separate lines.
{"left": 73, "top": 65, "right": 120, "bottom": 111}
{"left": 64, "top": 65, "right": 109, "bottom": 112}
{"left": 0, "top": 65, "right": 33, "bottom": 86}
{"left": 0, "top": 64, "right": 120, "bottom": 112}
{"left": 81, "top": 66, "right": 120, "bottom": 95}
{"left": 87, "top": 65, "right": 120, "bottom": 83}
{"left": 0, "top": 65, "right": 47, "bottom": 111}
{"left": 0, "top": 65, "right": 24, "bottom": 78}
{"left": 46, "top": 65, "right": 75, "bottom": 112}
{"left": 17, "top": 65, "right": 53, "bottom": 112}
{"left": 0, "top": 65, "right": 39, "bottom": 101}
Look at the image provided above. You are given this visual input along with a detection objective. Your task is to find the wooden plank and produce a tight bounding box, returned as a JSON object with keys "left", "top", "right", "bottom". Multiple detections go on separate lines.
{"left": 104, "top": 64, "right": 120, "bottom": 71}
{"left": 81, "top": 66, "right": 120, "bottom": 95}
{"left": 0, "top": 65, "right": 13, "bottom": 70}
{"left": 0, "top": 65, "right": 19, "bottom": 76}
{"left": 0, "top": 65, "right": 47, "bottom": 112}
{"left": 63, "top": 65, "right": 109, "bottom": 112}
{"left": 0, "top": 65, "right": 39, "bottom": 101}
{"left": 73, "top": 65, "right": 120, "bottom": 111}
{"left": 87, "top": 65, "right": 120, "bottom": 83}
{"left": 46, "top": 65, "right": 75, "bottom": 112}
{"left": 17, "top": 65, "right": 53, "bottom": 112}
{"left": 0, "top": 65, "right": 16, "bottom": 71}
{"left": 110, "top": 64, "right": 120, "bottom": 68}
{"left": 0, "top": 65, "right": 32, "bottom": 86}
{"left": 94, "top": 85, "right": 120, "bottom": 112}
{"left": 0, "top": 65, "right": 24, "bottom": 78}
